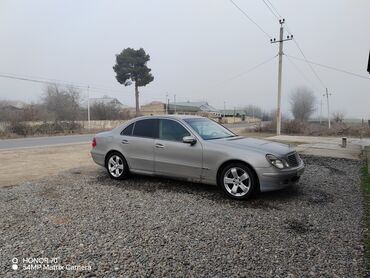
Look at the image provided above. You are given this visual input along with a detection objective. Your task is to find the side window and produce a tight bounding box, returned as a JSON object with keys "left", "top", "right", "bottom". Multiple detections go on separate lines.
{"left": 121, "top": 123, "right": 134, "bottom": 136}
{"left": 159, "top": 119, "right": 190, "bottom": 142}
{"left": 132, "top": 119, "right": 157, "bottom": 138}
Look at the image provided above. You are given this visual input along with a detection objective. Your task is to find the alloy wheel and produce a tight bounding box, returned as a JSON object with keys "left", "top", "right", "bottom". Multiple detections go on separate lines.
{"left": 108, "top": 155, "right": 124, "bottom": 178}
{"left": 223, "top": 167, "right": 251, "bottom": 197}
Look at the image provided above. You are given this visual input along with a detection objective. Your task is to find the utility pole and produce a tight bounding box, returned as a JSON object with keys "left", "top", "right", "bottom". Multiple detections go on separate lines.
{"left": 323, "top": 88, "right": 332, "bottom": 129}
{"left": 174, "top": 95, "right": 177, "bottom": 114}
{"left": 271, "top": 19, "right": 293, "bottom": 135}
{"left": 165, "top": 93, "right": 168, "bottom": 114}
{"left": 319, "top": 97, "right": 323, "bottom": 125}
{"left": 87, "top": 85, "right": 90, "bottom": 130}
{"left": 223, "top": 101, "right": 226, "bottom": 118}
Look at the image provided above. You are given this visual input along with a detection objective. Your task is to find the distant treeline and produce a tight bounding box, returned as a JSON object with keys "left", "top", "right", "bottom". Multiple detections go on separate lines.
{"left": 0, "top": 84, "right": 132, "bottom": 123}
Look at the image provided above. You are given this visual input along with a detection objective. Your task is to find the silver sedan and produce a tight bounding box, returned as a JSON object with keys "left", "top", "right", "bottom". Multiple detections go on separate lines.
{"left": 91, "top": 115, "right": 304, "bottom": 200}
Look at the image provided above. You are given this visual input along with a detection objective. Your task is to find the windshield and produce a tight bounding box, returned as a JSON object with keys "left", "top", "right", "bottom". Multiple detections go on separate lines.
{"left": 184, "top": 118, "right": 236, "bottom": 140}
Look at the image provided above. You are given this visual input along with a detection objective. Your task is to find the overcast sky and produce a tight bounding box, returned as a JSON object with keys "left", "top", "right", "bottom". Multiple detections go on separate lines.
{"left": 0, "top": 0, "right": 369, "bottom": 118}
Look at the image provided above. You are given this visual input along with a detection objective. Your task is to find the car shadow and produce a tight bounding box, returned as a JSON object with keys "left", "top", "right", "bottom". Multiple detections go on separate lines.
{"left": 89, "top": 172, "right": 303, "bottom": 210}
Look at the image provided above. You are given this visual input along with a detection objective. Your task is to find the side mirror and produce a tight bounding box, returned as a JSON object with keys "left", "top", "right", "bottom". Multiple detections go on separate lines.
{"left": 183, "top": 136, "right": 197, "bottom": 145}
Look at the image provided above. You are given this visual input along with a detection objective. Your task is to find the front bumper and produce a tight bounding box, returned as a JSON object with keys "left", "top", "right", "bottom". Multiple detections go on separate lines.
{"left": 258, "top": 162, "right": 305, "bottom": 192}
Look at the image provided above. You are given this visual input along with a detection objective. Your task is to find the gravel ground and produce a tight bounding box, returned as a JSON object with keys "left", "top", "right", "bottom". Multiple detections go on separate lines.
{"left": 0, "top": 155, "right": 365, "bottom": 277}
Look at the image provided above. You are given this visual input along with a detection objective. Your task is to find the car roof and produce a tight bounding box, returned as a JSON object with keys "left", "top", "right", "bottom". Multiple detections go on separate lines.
{"left": 113, "top": 114, "right": 216, "bottom": 134}
{"left": 134, "top": 114, "right": 204, "bottom": 120}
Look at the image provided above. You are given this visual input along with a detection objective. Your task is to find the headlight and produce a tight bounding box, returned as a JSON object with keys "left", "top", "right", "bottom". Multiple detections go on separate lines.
{"left": 266, "top": 154, "right": 288, "bottom": 169}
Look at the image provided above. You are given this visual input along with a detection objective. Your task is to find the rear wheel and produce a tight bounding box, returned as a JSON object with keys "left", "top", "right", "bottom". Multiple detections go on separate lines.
{"left": 218, "top": 163, "right": 257, "bottom": 200}
{"left": 106, "top": 152, "right": 129, "bottom": 180}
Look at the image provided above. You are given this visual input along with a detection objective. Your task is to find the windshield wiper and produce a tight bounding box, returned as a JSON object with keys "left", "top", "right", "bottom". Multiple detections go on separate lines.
{"left": 207, "top": 135, "right": 236, "bottom": 140}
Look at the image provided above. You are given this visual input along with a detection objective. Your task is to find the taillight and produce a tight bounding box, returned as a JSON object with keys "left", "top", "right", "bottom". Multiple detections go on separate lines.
{"left": 92, "top": 137, "right": 97, "bottom": 148}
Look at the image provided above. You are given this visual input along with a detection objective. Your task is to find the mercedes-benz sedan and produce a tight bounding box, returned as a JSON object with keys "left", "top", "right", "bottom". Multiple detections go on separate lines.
{"left": 91, "top": 115, "right": 304, "bottom": 200}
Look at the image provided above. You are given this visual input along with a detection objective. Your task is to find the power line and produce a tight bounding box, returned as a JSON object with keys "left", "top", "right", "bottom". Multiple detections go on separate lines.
{"left": 0, "top": 72, "right": 81, "bottom": 87}
{"left": 260, "top": 0, "right": 292, "bottom": 36}
{"left": 228, "top": 0, "right": 272, "bottom": 39}
{"left": 292, "top": 39, "right": 327, "bottom": 89}
{"left": 0, "top": 71, "right": 123, "bottom": 93}
{"left": 286, "top": 54, "right": 370, "bottom": 80}
{"left": 261, "top": 0, "right": 280, "bottom": 21}
{"left": 257, "top": 0, "right": 326, "bottom": 89}
{"left": 0, "top": 73, "right": 56, "bottom": 85}
{"left": 0, "top": 73, "right": 96, "bottom": 94}
{"left": 0, "top": 72, "right": 125, "bottom": 95}
{"left": 285, "top": 54, "right": 318, "bottom": 90}
{"left": 265, "top": 0, "right": 283, "bottom": 19}
{"left": 221, "top": 54, "right": 277, "bottom": 83}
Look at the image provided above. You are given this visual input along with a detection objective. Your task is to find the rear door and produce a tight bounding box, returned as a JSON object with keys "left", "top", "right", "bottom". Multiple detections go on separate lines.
{"left": 154, "top": 119, "right": 202, "bottom": 181}
{"left": 119, "top": 119, "right": 158, "bottom": 172}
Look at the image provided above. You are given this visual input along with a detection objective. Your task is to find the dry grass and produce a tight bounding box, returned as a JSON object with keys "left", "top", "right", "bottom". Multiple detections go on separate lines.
{"left": 256, "top": 120, "right": 370, "bottom": 138}
{"left": 235, "top": 130, "right": 275, "bottom": 138}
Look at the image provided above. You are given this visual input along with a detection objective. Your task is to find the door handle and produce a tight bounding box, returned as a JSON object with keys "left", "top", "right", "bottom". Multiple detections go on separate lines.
{"left": 121, "top": 139, "right": 129, "bottom": 144}
{"left": 155, "top": 143, "right": 164, "bottom": 149}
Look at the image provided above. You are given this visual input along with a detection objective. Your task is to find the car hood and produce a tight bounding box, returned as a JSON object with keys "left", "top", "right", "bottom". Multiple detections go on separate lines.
{"left": 209, "top": 136, "right": 292, "bottom": 157}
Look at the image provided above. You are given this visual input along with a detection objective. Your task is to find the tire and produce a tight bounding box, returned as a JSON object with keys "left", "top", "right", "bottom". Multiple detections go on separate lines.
{"left": 105, "top": 152, "right": 129, "bottom": 180}
{"left": 218, "top": 163, "right": 257, "bottom": 200}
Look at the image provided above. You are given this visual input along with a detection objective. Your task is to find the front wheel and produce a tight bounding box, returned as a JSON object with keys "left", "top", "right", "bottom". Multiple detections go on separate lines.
{"left": 218, "top": 163, "right": 257, "bottom": 200}
{"left": 106, "top": 152, "right": 129, "bottom": 180}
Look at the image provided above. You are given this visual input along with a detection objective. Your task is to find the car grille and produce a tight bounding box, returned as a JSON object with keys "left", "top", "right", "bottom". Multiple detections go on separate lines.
{"left": 287, "top": 152, "right": 299, "bottom": 167}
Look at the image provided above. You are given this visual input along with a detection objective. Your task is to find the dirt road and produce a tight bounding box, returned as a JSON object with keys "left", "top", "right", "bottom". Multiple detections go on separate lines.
{"left": 0, "top": 143, "right": 97, "bottom": 187}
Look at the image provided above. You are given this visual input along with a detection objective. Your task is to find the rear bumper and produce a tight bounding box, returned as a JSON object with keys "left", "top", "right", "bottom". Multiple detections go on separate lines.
{"left": 258, "top": 162, "right": 305, "bottom": 192}
{"left": 91, "top": 150, "right": 105, "bottom": 167}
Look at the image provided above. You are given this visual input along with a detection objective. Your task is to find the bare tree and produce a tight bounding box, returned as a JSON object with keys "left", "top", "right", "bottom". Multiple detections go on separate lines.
{"left": 42, "top": 84, "right": 81, "bottom": 121}
{"left": 332, "top": 111, "right": 345, "bottom": 123}
{"left": 269, "top": 108, "right": 288, "bottom": 122}
{"left": 290, "top": 87, "right": 316, "bottom": 122}
{"left": 90, "top": 102, "right": 120, "bottom": 120}
{"left": 242, "top": 105, "right": 263, "bottom": 119}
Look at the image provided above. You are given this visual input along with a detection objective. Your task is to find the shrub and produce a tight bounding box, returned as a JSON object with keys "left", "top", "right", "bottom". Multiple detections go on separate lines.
{"left": 33, "top": 121, "right": 82, "bottom": 135}
{"left": 282, "top": 120, "right": 305, "bottom": 134}
{"left": 5, "top": 121, "right": 30, "bottom": 136}
{"left": 254, "top": 120, "right": 305, "bottom": 134}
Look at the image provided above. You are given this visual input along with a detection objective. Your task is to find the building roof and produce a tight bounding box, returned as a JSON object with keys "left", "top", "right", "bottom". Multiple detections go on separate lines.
{"left": 168, "top": 101, "right": 218, "bottom": 113}
{"left": 0, "top": 100, "right": 27, "bottom": 109}
{"left": 81, "top": 97, "right": 128, "bottom": 109}
{"left": 143, "top": 101, "right": 164, "bottom": 106}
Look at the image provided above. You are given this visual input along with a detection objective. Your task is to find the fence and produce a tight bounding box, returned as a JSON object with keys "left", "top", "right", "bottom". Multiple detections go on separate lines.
{"left": 0, "top": 120, "right": 127, "bottom": 132}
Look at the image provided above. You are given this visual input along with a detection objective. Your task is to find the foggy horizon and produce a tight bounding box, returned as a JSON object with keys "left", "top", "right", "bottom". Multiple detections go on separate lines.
{"left": 0, "top": 0, "right": 369, "bottom": 118}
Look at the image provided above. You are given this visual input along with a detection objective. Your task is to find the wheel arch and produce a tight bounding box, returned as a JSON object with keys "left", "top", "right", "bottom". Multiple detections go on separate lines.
{"left": 105, "top": 150, "right": 127, "bottom": 168}
{"left": 217, "top": 159, "right": 260, "bottom": 191}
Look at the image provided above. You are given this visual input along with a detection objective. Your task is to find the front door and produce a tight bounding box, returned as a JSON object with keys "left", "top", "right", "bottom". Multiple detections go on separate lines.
{"left": 154, "top": 119, "right": 202, "bottom": 181}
